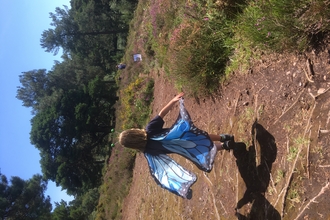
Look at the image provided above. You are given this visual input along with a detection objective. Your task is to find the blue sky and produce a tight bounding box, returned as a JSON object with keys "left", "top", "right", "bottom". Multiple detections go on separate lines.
{"left": 0, "top": 0, "right": 73, "bottom": 209}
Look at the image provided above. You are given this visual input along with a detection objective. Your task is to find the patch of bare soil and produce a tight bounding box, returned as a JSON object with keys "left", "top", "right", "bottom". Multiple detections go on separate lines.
{"left": 121, "top": 45, "right": 330, "bottom": 219}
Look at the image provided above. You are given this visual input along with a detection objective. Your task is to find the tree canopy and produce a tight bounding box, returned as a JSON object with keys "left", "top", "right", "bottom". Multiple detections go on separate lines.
{"left": 19, "top": 60, "right": 117, "bottom": 195}
{"left": 0, "top": 174, "right": 52, "bottom": 220}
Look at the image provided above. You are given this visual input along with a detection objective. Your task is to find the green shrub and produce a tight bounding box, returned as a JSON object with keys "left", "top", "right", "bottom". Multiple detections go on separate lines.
{"left": 166, "top": 4, "right": 234, "bottom": 95}
{"left": 119, "top": 77, "right": 154, "bottom": 129}
{"left": 236, "top": 0, "right": 330, "bottom": 52}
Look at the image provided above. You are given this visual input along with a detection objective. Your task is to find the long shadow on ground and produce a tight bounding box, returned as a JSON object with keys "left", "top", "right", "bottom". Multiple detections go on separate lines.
{"left": 233, "top": 122, "right": 281, "bottom": 220}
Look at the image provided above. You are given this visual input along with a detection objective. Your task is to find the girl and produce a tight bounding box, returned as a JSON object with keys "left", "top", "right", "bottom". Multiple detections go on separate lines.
{"left": 119, "top": 92, "right": 234, "bottom": 198}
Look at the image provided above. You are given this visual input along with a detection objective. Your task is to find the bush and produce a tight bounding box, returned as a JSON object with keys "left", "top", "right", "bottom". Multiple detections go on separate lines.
{"left": 236, "top": 0, "right": 330, "bottom": 52}
{"left": 166, "top": 3, "right": 234, "bottom": 95}
{"left": 119, "top": 77, "right": 154, "bottom": 129}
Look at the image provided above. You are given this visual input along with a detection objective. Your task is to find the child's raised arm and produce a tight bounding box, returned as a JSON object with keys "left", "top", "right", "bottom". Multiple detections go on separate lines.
{"left": 158, "top": 92, "right": 184, "bottom": 118}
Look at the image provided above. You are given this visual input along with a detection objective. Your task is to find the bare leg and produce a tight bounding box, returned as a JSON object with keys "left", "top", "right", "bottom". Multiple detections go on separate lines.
{"left": 209, "top": 134, "right": 224, "bottom": 151}
{"left": 209, "top": 134, "right": 221, "bottom": 142}
{"left": 209, "top": 133, "right": 235, "bottom": 151}
{"left": 215, "top": 143, "right": 224, "bottom": 151}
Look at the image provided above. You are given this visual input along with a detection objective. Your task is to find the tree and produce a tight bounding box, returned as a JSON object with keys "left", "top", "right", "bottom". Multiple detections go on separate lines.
{"left": 27, "top": 74, "right": 115, "bottom": 195}
{"left": 17, "top": 59, "right": 117, "bottom": 195}
{"left": 16, "top": 69, "right": 50, "bottom": 113}
{"left": 40, "top": 5, "right": 128, "bottom": 57}
{"left": 0, "top": 174, "right": 52, "bottom": 220}
{"left": 30, "top": 103, "right": 105, "bottom": 195}
{"left": 40, "top": 6, "right": 78, "bottom": 55}
{"left": 52, "top": 200, "right": 73, "bottom": 220}
{"left": 51, "top": 188, "right": 99, "bottom": 220}
{"left": 69, "top": 188, "right": 99, "bottom": 219}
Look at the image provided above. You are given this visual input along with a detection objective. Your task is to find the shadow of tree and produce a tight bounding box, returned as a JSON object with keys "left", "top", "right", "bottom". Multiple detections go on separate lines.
{"left": 233, "top": 122, "right": 281, "bottom": 220}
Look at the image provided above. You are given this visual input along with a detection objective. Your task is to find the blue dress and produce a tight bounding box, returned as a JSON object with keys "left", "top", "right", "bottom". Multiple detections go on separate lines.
{"left": 144, "top": 99, "right": 217, "bottom": 198}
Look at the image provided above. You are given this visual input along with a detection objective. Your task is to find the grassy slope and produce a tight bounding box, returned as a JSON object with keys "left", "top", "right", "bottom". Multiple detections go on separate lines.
{"left": 95, "top": 0, "right": 330, "bottom": 219}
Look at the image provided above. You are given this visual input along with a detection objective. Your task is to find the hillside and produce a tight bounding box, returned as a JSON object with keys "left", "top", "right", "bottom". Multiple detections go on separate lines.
{"left": 120, "top": 49, "right": 330, "bottom": 219}
{"left": 98, "top": 0, "right": 330, "bottom": 219}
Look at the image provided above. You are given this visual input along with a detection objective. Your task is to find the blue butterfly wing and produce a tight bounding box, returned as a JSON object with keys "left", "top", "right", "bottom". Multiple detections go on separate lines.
{"left": 144, "top": 152, "right": 197, "bottom": 198}
{"left": 160, "top": 134, "right": 216, "bottom": 172}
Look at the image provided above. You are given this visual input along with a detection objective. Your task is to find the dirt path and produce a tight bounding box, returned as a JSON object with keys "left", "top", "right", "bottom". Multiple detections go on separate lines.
{"left": 122, "top": 47, "right": 330, "bottom": 219}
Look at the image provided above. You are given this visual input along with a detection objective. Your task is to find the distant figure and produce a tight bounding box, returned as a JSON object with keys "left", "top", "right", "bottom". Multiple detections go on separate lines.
{"left": 116, "top": 63, "right": 126, "bottom": 69}
{"left": 133, "top": 54, "right": 142, "bottom": 62}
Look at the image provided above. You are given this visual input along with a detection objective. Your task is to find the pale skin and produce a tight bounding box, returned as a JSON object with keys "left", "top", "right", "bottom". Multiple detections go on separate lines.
{"left": 158, "top": 92, "right": 224, "bottom": 150}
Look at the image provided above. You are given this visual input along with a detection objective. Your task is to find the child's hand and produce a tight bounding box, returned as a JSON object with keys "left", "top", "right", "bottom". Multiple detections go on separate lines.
{"left": 158, "top": 92, "right": 184, "bottom": 118}
{"left": 172, "top": 92, "right": 184, "bottom": 102}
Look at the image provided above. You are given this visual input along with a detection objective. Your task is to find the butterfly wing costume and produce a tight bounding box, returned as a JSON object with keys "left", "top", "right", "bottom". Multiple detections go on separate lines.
{"left": 144, "top": 99, "right": 217, "bottom": 198}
